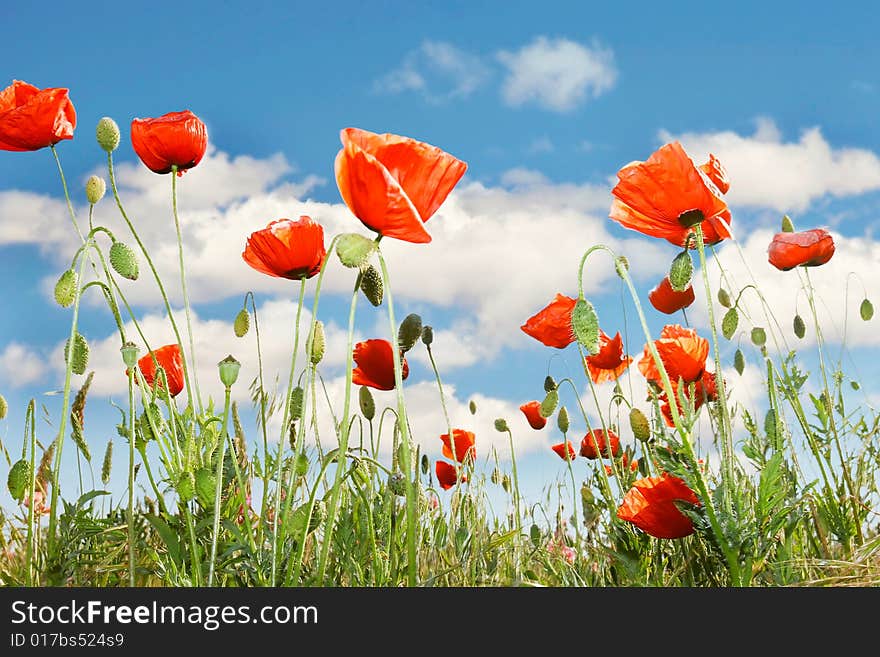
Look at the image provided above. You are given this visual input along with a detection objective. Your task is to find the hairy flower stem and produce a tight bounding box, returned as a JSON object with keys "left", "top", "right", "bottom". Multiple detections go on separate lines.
{"left": 208, "top": 386, "right": 232, "bottom": 586}
{"left": 802, "top": 269, "right": 863, "bottom": 544}
{"left": 170, "top": 166, "right": 203, "bottom": 415}
{"left": 107, "top": 153, "right": 196, "bottom": 415}
{"left": 126, "top": 367, "right": 137, "bottom": 586}
{"left": 24, "top": 401, "right": 36, "bottom": 586}
{"left": 377, "top": 248, "right": 419, "bottom": 586}
{"left": 315, "top": 269, "right": 364, "bottom": 583}
{"left": 270, "top": 276, "right": 306, "bottom": 585}
{"left": 694, "top": 225, "right": 736, "bottom": 514}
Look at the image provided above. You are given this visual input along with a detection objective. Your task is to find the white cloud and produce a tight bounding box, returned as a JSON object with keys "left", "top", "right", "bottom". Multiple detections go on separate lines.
{"left": 527, "top": 137, "right": 555, "bottom": 154}
{"left": 497, "top": 36, "right": 617, "bottom": 112}
{"left": 0, "top": 342, "right": 48, "bottom": 387}
{"left": 374, "top": 41, "right": 491, "bottom": 103}
{"left": 662, "top": 118, "right": 880, "bottom": 212}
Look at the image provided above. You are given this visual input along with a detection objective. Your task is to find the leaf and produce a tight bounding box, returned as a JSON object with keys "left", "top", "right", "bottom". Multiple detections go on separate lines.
{"left": 75, "top": 489, "right": 110, "bottom": 508}
{"left": 145, "top": 513, "right": 182, "bottom": 567}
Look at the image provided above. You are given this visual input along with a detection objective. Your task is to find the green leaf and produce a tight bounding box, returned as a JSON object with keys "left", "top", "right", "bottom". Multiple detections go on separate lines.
{"left": 75, "top": 489, "right": 110, "bottom": 508}
{"left": 145, "top": 514, "right": 182, "bottom": 567}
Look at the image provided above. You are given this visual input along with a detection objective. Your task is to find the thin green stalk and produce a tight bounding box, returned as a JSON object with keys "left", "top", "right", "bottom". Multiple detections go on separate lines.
{"left": 208, "top": 386, "right": 233, "bottom": 586}
{"left": 376, "top": 248, "right": 419, "bottom": 586}
{"left": 24, "top": 400, "right": 36, "bottom": 586}
{"left": 503, "top": 426, "right": 522, "bottom": 537}
{"left": 694, "top": 225, "right": 736, "bottom": 513}
{"left": 170, "top": 166, "right": 203, "bottom": 413}
{"left": 126, "top": 367, "right": 136, "bottom": 586}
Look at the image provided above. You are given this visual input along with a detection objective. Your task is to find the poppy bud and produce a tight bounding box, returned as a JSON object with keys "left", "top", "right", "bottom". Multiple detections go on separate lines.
{"left": 195, "top": 467, "right": 216, "bottom": 508}
{"left": 494, "top": 418, "right": 509, "bottom": 432}
{"left": 101, "top": 440, "right": 113, "bottom": 486}
{"left": 358, "top": 385, "right": 375, "bottom": 421}
{"left": 722, "top": 307, "right": 739, "bottom": 340}
{"left": 176, "top": 471, "right": 195, "bottom": 502}
{"left": 0, "top": 393, "right": 6, "bottom": 420}
{"left": 544, "top": 375, "right": 557, "bottom": 392}
{"left": 54, "top": 269, "right": 77, "bottom": 308}
{"left": 468, "top": 399, "right": 476, "bottom": 415}
{"left": 793, "top": 314, "right": 806, "bottom": 339}
{"left": 96, "top": 117, "right": 120, "bottom": 153}
{"left": 388, "top": 471, "right": 406, "bottom": 496}
{"left": 540, "top": 389, "right": 559, "bottom": 418}
{"left": 669, "top": 251, "right": 693, "bottom": 292}
{"left": 295, "top": 452, "right": 309, "bottom": 477}
{"left": 309, "top": 321, "right": 325, "bottom": 365}
{"left": 421, "top": 325, "right": 433, "bottom": 346}
{"left": 398, "top": 313, "right": 423, "bottom": 353}
{"left": 336, "top": 233, "right": 377, "bottom": 269}
{"left": 851, "top": 380, "right": 860, "bottom": 391}
{"left": 717, "top": 288, "right": 732, "bottom": 308}
{"left": 7, "top": 459, "right": 31, "bottom": 502}
{"left": 421, "top": 453, "right": 429, "bottom": 475}
{"left": 751, "top": 327, "right": 766, "bottom": 346}
{"left": 85, "top": 175, "right": 106, "bottom": 205}
{"left": 861, "top": 298, "right": 874, "bottom": 321}
{"left": 734, "top": 348, "right": 745, "bottom": 375}
{"left": 64, "top": 332, "right": 89, "bottom": 375}
{"left": 781, "top": 215, "right": 795, "bottom": 233}
{"left": 557, "top": 406, "right": 570, "bottom": 433}
{"left": 233, "top": 308, "right": 250, "bottom": 337}
{"left": 218, "top": 355, "right": 241, "bottom": 388}
{"left": 109, "top": 241, "right": 139, "bottom": 280}
{"left": 571, "top": 298, "right": 600, "bottom": 355}
{"left": 360, "top": 265, "right": 383, "bottom": 306}
{"left": 629, "top": 407, "right": 651, "bottom": 442}
{"left": 120, "top": 341, "right": 140, "bottom": 369}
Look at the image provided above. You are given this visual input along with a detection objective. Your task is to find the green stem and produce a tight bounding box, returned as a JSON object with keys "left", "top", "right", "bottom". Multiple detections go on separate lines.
{"left": 208, "top": 386, "right": 233, "bottom": 586}
{"left": 25, "top": 401, "right": 36, "bottom": 586}
{"left": 376, "top": 248, "right": 419, "bottom": 586}
{"left": 126, "top": 368, "right": 136, "bottom": 586}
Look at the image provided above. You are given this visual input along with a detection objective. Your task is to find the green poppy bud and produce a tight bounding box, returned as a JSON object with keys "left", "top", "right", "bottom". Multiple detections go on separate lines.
{"left": 233, "top": 308, "right": 250, "bottom": 337}
{"left": 96, "top": 117, "right": 120, "bottom": 153}
{"left": 85, "top": 175, "right": 106, "bottom": 205}
{"left": 571, "top": 298, "right": 599, "bottom": 355}
{"left": 398, "top": 313, "right": 423, "bottom": 354}
{"left": 54, "top": 269, "right": 77, "bottom": 308}
{"left": 360, "top": 265, "right": 383, "bottom": 306}
{"left": 109, "top": 241, "right": 139, "bottom": 280}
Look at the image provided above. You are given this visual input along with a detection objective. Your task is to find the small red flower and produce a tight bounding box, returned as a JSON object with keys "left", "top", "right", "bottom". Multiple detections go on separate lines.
{"left": 551, "top": 441, "right": 577, "bottom": 461}
{"left": 242, "top": 216, "right": 326, "bottom": 280}
{"left": 520, "top": 401, "right": 547, "bottom": 430}
{"left": 638, "top": 325, "right": 709, "bottom": 387}
{"left": 335, "top": 127, "right": 467, "bottom": 243}
{"left": 699, "top": 153, "right": 730, "bottom": 195}
{"left": 435, "top": 460, "right": 466, "bottom": 490}
{"left": 610, "top": 142, "right": 730, "bottom": 248}
{"left": 520, "top": 293, "right": 576, "bottom": 349}
{"left": 768, "top": 229, "right": 835, "bottom": 271}
{"left": 0, "top": 80, "right": 76, "bottom": 151}
{"left": 585, "top": 330, "right": 633, "bottom": 384}
{"left": 131, "top": 110, "right": 207, "bottom": 175}
{"left": 579, "top": 429, "right": 621, "bottom": 460}
{"left": 134, "top": 344, "right": 185, "bottom": 398}
{"left": 648, "top": 276, "right": 695, "bottom": 315}
{"left": 440, "top": 429, "right": 476, "bottom": 464}
{"left": 659, "top": 370, "right": 719, "bottom": 427}
{"left": 616, "top": 474, "right": 700, "bottom": 539}
{"left": 352, "top": 339, "right": 409, "bottom": 391}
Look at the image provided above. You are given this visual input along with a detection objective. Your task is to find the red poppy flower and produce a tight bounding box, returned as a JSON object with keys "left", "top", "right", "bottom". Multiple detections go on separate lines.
{"left": 638, "top": 324, "right": 709, "bottom": 387}
{"left": 0, "top": 80, "right": 76, "bottom": 151}
{"left": 435, "top": 460, "right": 466, "bottom": 490}
{"left": 579, "top": 429, "right": 621, "bottom": 460}
{"left": 659, "top": 370, "right": 719, "bottom": 427}
{"left": 133, "top": 344, "right": 185, "bottom": 398}
{"left": 605, "top": 452, "right": 639, "bottom": 476}
{"left": 242, "top": 216, "right": 326, "bottom": 280}
{"left": 352, "top": 339, "right": 409, "bottom": 391}
{"left": 334, "top": 127, "right": 467, "bottom": 244}
{"left": 520, "top": 401, "right": 547, "bottom": 430}
{"left": 130, "top": 110, "right": 207, "bottom": 175}
{"left": 767, "top": 229, "right": 835, "bottom": 271}
{"left": 699, "top": 153, "right": 730, "bottom": 195}
{"left": 551, "top": 441, "right": 577, "bottom": 461}
{"left": 610, "top": 142, "right": 730, "bottom": 248}
{"left": 520, "top": 293, "right": 576, "bottom": 349}
{"left": 648, "top": 276, "right": 696, "bottom": 315}
{"left": 585, "top": 330, "right": 633, "bottom": 383}
{"left": 440, "top": 429, "right": 476, "bottom": 464}
{"left": 616, "top": 474, "right": 700, "bottom": 539}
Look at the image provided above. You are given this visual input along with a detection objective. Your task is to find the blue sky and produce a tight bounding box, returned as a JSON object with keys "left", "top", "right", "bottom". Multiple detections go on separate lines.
{"left": 1, "top": 1, "right": 879, "bottom": 514}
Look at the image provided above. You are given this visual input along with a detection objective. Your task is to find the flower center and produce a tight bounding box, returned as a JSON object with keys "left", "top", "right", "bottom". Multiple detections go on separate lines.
{"left": 677, "top": 209, "right": 704, "bottom": 228}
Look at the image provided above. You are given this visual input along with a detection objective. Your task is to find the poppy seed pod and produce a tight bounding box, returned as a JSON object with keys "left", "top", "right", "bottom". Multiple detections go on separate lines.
{"left": 494, "top": 418, "right": 509, "bottom": 433}
{"left": 96, "top": 117, "right": 120, "bottom": 153}
{"left": 571, "top": 298, "right": 600, "bottom": 355}
{"left": 751, "top": 327, "right": 766, "bottom": 346}
{"left": 398, "top": 313, "right": 423, "bottom": 354}
{"left": 335, "top": 232, "right": 377, "bottom": 269}
{"left": 233, "top": 308, "right": 250, "bottom": 337}
{"left": 109, "top": 241, "right": 139, "bottom": 280}
{"left": 85, "top": 175, "right": 106, "bottom": 204}
{"left": 218, "top": 355, "right": 241, "bottom": 388}
{"left": 54, "top": 269, "right": 77, "bottom": 307}
{"left": 360, "top": 265, "right": 383, "bottom": 306}
{"left": 64, "top": 332, "right": 89, "bottom": 375}
{"left": 120, "top": 341, "right": 140, "bottom": 369}
{"left": 309, "top": 321, "right": 325, "bottom": 365}
{"left": 668, "top": 251, "right": 694, "bottom": 292}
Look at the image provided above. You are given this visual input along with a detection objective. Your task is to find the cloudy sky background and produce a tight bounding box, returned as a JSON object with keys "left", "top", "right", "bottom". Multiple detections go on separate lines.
{"left": 1, "top": 1, "right": 878, "bottom": 515}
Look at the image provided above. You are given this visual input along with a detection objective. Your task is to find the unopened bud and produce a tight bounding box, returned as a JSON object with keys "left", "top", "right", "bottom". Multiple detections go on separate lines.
{"left": 629, "top": 407, "right": 650, "bottom": 442}
{"left": 557, "top": 406, "right": 570, "bottom": 433}
{"left": 544, "top": 375, "right": 557, "bottom": 392}
{"left": 65, "top": 332, "right": 89, "bottom": 375}
{"left": 358, "top": 385, "right": 375, "bottom": 421}
{"left": 861, "top": 298, "right": 874, "bottom": 321}
{"left": 398, "top": 313, "right": 423, "bottom": 353}
{"left": 0, "top": 393, "right": 6, "bottom": 420}
{"left": 571, "top": 298, "right": 600, "bottom": 355}
{"left": 717, "top": 288, "right": 732, "bottom": 308}
{"left": 468, "top": 399, "right": 476, "bottom": 415}
{"left": 96, "top": 117, "right": 121, "bottom": 153}
{"left": 85, "top": 175, "right": 106, "bottom": 204}
{"left": 309, "top": 321, "right": 325, "bottom": 365}
{"left": 360, "top": 265, "right": 383, "bottom": 306}
{"left": 540, "top": 389, "right": 559, "bottom": 418}
{"left": 669, "top": 251, "right": 694, "bottom": 292}
{"left": 109, "top": 241, "right": 139, "bottom": 280}
{"left": 421, "top": 325, "right": 433, "bottom": 346}
{"left": 494, "top": 418, "right": 509, "bottom": 433}
{"left": 289, "top": 386, "right": 304, "bottom": 421}
{"left": 233, "top": 308, "right": 250, "bottom": 337}
{"left": 54, "top": 269, "right": 77, "bottom": 308}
